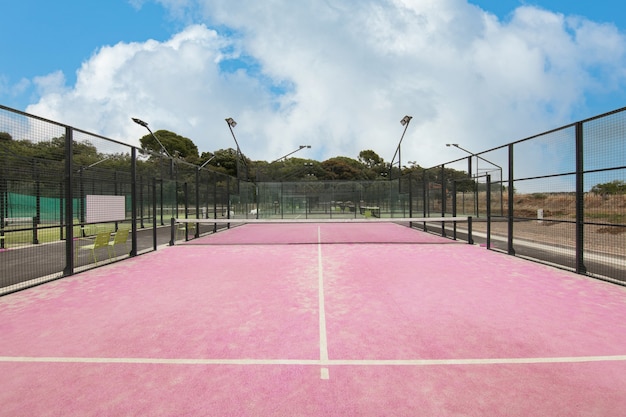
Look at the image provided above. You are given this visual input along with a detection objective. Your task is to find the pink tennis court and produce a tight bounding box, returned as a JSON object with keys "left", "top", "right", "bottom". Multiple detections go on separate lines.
{"left": 2, "top": 221, "right": 626, "bottom": 416}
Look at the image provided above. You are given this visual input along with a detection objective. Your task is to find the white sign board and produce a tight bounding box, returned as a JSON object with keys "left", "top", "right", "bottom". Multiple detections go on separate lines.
{"left": 85, "top": 195, "right": 126, "bottom": 223}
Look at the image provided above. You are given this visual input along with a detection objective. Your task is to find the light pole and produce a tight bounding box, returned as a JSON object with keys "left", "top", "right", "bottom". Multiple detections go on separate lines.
{"left": 131, "top": 118, "right": 171, "bottom": 158}
{"left": 389, "top": 115, "right": 412, "bottom": 180}
{"left": 132, "top": 117, "right": 175, "bottom": 181}
{"left": 270, "top": 145, "right": 311, "bottom": 164}
{"left": 225, "top": 117, "right": 246, "bottom": 181}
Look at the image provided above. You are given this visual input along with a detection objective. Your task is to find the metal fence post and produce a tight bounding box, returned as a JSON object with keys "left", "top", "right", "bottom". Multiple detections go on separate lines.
{"left": 422, "top": 169, "right": 428, "bottom": 231}
{"left": 486, "top": 174, "right": 491, "bottom": 249}
{"left": 507, "top": 144, "right": 515, "bottom": 255}
{"left": 169, "top": 217, "right": 175, "bottom": 246}
{"left": 152, "top": 177, "right": 157, "bottom": 251}
{"left": 0, "top": 174, "right": 5, "bottom": 249}
{"left": 408, "top": 172, "right": 413, "bottom": 228}
{"left": 227, "top": 177, "right": 231, "bottom": 229}
{"left": 34, "top": 161, "right": 41, "bottom": 233}
{"left": 139, "top": 175, "right": 145, "bottom": 229}
{"left": 32, "top": 216, "right": 39, "bottom": 244}
{"left": 195, "top": 169, "right": 200, "bottom": 238}
{"left": 159, "top": 179, "right": 164, "bottom": 226}
{"left": 130, "top": 147, "right": 138, "bottom": 257}
{"left": 59, "top": 181, "right": 64, "bottom": 241}
{"left": 79, "top": 166, "right": 85, "bottom": 236}
{"left": 213, "top": 172, "right": 217, "bottom": 233}
{"left": 575, "top": 122, "right": 587, "bottom": 274}
{"left": 183, "top": 182, "right": 189, "bottom": 241}
{"left": 452, "top": 180, "right": 457, "bottom": 240}
{"left": 63, "top": 126, "right": 74, "bottom": 276}
{"left": 441, "top": 164, "right": 446, "bottom": 237}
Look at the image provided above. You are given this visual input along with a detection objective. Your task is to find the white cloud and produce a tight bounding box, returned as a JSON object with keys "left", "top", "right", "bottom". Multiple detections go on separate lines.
{"left": 26, "top": 0, "right": 626, "bottom": 169}
{"left": 0, "top": 76, "right": 31, "bottom": 100}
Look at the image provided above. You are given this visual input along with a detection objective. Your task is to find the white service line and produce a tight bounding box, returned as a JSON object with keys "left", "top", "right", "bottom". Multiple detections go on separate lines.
{"left": 318, "top": 226, "right": 330, "bottom": 380}
{"left": 2, "top": 355, "right": 626, "bottom": 366}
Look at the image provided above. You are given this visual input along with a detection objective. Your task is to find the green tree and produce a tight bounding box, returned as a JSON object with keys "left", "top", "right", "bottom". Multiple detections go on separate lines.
{"left": 211, "top": 148, "right": 238, "bottom": 177}
{"left": 320, "top": 157, "right": 369, "bottom": 180}
{"left": 591, "top": 180, "right": 626, "bottom": 195}
{"left": 198, "top": 151, "right": 215, "bottom": 167}
{"left": 358, "top": 150, "right": 384, "bottom": 168}
{"left": 139, "top": 130, "right": 199, "bottom": 163}
{"left": 275, "top": 158, "right": 320, "bottom": 181}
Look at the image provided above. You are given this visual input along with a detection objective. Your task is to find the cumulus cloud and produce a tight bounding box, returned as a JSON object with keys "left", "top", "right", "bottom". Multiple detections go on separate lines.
{"left": 25, "top": 0, "right": 626, "bottom": 168}
{"left": 0, "top": 75, "right": 31, "bottom": 100}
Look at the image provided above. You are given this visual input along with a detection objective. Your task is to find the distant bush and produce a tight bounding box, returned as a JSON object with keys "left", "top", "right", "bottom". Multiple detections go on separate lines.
{"left": 591, "top": 180, "right": 626, "bottom": 196}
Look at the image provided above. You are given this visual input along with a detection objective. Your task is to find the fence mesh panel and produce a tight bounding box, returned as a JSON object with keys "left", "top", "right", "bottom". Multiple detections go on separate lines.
{"left": 2, "top": 104, "right": 626, "bottom": 293}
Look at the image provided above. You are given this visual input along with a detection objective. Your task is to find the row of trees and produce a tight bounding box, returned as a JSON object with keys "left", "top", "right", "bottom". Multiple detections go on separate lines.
{"left": 1, "top": 129, "right": 474, "bottom": 188}
{"left": 134, "top": 129, "right": 477, "bottom": 187}
{"left": 4, "top": 129, "right": 625, "bottom": 195}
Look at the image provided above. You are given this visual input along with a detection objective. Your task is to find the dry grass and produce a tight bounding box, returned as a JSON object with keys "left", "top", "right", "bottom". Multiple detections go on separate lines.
{"left": 463, "top": 192, "right": 626, "bottom": 225}
{"left": 459, "top": 192, "right": 626, "bottom": 256}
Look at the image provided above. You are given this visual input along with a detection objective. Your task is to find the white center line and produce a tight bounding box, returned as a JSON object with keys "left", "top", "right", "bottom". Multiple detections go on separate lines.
{"left": 318, "top": 226, "right": 330, "bottom": 380}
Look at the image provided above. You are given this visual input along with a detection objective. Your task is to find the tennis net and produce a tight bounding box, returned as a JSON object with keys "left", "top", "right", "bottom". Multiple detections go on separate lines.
{"left": 171, "top": 216, "right": 473, "bottom": 246}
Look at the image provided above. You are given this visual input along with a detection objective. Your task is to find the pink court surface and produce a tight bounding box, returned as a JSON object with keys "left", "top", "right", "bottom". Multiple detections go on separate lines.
{"left": 2, "top": 222, "right": 626, "bottom": 416}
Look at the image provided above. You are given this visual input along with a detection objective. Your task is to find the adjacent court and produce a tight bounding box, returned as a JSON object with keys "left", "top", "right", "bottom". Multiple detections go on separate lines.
{"left": 2, "top": 221, "right": 626, "bottom": 416}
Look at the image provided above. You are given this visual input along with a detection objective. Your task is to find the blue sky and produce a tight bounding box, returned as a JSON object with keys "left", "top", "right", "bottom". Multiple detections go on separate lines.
{"left": 474, "top": 0, "right": 626, "bottom": 27}
{"left": 1, "top": 1, "right": 178, "bottom": 107}
{"left": 1, "top": 0, "right": 626, "bottom": 168}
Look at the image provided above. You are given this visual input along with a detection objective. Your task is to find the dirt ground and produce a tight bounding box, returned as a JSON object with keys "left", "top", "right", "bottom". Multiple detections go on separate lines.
{"left": 471, "top": 219, "right": 625, "bottom": 257}
{"left": 459, "top": 192, "right": 626, "bottom": 257}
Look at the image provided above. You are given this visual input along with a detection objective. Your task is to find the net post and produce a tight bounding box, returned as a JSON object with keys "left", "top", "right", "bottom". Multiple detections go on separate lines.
{"left": 467, "top": 216, "right": 473, "bottom": 244}
{"left": 169, "top": 218, "right": 176, "bottom": 246}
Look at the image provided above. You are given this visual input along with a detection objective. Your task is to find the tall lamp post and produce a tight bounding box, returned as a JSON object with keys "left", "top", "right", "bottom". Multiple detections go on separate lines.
{"left": 131, "top": 118, "right": 171, "bottom": 158}
{"left": 264, "top": 145, "right": 311, "bottom": 182}
{"left": 389, "top": 115, "right": 412, "bottom": 179}
{"left": 132, "top": 117, "right": 175, "bottom": 181}
{"left": 225, "top": 117, "right": 246, "bottom": 181}
{"left": 271, "top": 145, "right": 311, "bottom": 164}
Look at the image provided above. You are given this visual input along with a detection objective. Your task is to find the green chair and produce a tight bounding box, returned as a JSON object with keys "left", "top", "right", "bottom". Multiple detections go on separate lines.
{"left": 108, "top": 228, "right": 130, "bottom": 258}
{"left": 177, "top": 222, "right": 196, "bottom": 241}
{"left": 77, "top": 231, "right": 112, "bottom": 264}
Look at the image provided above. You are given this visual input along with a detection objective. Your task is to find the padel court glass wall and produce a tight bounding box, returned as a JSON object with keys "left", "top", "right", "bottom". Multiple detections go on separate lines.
{"left": 1, "top": 104, "right": 626, "bottom": 294}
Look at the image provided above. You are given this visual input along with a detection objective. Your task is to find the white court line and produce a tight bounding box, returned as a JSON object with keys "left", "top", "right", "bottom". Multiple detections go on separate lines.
{"left": 318, "top": 226, "right": 330, "bottom": 380}
{"left": 2, "top": 355, "right": 626, "bottom": 366}
{"left": 0, "top": 357, "right": 318, "bottom": 365}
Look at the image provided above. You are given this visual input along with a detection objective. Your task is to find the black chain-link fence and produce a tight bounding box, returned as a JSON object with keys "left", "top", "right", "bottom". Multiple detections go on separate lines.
{"left": 414, "top": 107, "right": 626, "bottom": 284}
{"left": 2, "top": 104, "right": 626, "bottom": 293}
{"left": 0, "top": 105, "right": 236, "bottom": 294}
